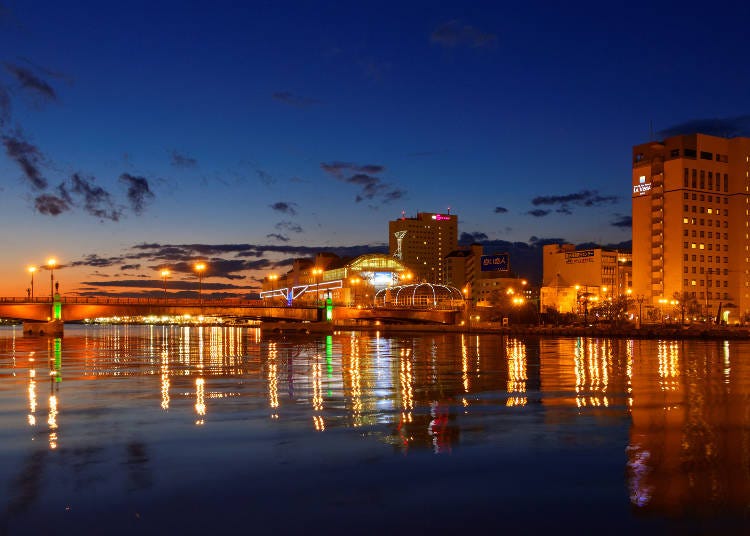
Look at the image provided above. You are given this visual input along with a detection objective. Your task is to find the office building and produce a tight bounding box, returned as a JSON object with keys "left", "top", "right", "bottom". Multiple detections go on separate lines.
{"left": 632, "top": 133, "right": 750, "bottom": 322}
{"left": 389, "top": 211, "right": 457, "bottom": 283}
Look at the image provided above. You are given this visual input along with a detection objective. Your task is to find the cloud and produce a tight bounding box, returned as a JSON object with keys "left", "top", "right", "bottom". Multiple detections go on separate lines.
{"left": 430, "top": 20, "right": 497, "bottom": 48}
{"left": 120, "top": 264, "right": 141, "bottom": 270}
{"left": 531, "top": 190, "right": 618, "bottom": 207}
{"left": 272, "top": 91, "right": 320, "bottom": 108}
{"left": 169, "top": 150, "right": 197, "bottom": 168}
{"left": 69, "top": 173, "right": 121, "bottom": 221}
{"left": 266, "top": 233, "right": 289, "bottom": 242}
{"left": 556, "top": 207, "right": 572, "bottom": 215}
{"left": 34, "top": 193, "right": 70, "bottom": 216}
{"left": 494, "top": 206, "right": 508, "bottom": 214}
{"left": 658, "top": 115, "right": 750, "bottom": 139}
{"left": 527, "top": 209, "right": 550, "bottom": 217}
{"left": 3, "top": 62, "right": 56, "bottom": 100}
{"left": 275, "top": 221, "right": 303, "bottom": 233}
{"left": 269, "top": 201, "right": 298, "bottom": 215}
{"left": 119, "top": 173, "right": 154, "bottom": 214}
{"left": 460, "top": 231, "right": 488, "bottom": 243}
{"left": 320, "top": 161, "right": 403, "bottom": 203}
{"left": 611, "top": 215, "right": 632, "bottom": 228}
{"left": 0, "top": 84, "right": 10, "bottom": 127}
{"left": 256, "top": 169, "right": 275, "bottom": 186}
{"left": 2, "top": 134, "right": 47, "bottom": 189}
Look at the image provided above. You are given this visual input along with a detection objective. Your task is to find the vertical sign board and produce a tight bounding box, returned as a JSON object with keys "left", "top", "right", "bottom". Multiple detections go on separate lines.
{"left": 481, "top": 254, "right": 510, "bottom": 272}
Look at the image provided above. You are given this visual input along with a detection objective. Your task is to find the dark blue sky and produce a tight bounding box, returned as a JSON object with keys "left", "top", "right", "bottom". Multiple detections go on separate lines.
{"left": 1, "top": 0, "right": 749, "bottom": 294}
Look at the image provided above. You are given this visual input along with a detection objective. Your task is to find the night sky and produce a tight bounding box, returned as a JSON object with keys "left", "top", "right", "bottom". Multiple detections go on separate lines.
{"left": 1, "top": 1, "right": 749, "bottom": 296}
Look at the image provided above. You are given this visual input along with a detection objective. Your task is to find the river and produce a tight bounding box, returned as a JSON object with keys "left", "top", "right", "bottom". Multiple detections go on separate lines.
{"left": 0, "top": 325, "right": 748, "bottom": 534}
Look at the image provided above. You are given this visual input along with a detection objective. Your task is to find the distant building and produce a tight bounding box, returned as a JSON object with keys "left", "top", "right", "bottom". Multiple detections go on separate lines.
{"left": 444, "top": 243, "right": 528, "bottom": 306}
{"left": 632, "top": 133, "right": 750, "bottom": 322}
{"left": 540, "top": 243, "right": 631, "bottom": 313}
{"left": 389, "top": 211, "right": 458, "bottom": 283}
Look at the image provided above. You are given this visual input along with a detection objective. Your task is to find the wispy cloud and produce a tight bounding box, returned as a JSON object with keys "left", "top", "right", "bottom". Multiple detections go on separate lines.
{"left": 2, "top": 134, "right": 47, "bottom": 189}
{"left": 3, "top": 62, "right": 56, "bottom": 100}
{"left": 0, "top": 84, "right": 10, "bottom": 127}
{"left": 494, "top": 206, "right": 508, "bottom": 214}
{"left": 169, "top": 150, "right": 198, "bottom": 168}
{"left": 431, "top": 20, "right": 497, "bottom": 48}
{"left": 460, "top": 231, "right": 488, "bottom": 243}
{"left": 611, "top": 215, "right": 632, "bottom": 228}
{"left": 531, "top": 190, "right": 618, "bottom": 207}
{"left": 272, "top": 91, "right": 320, "bottom": 108}
{"left": 527, "top": 209, "right": 550, "bottom": 217}
{"left": 119, "top": 173, "right": 154, "bottom": 214}
{"left": 34, "top": 193, "right": 70, "bottom": 216}
{"left": 275, "top": 221, "right": 303, "bottom": 233}
{"left": 658, "top": 115, "right": 750, "bottom": 139}
{"left": 269, "top": 201, "right": 298, "bottom": 216}
{"left": 320, "top": 161, "right": 404, "bottom": 203}
{"left": 69, "top": 173, "right": 121, "bottom": 221}
{"left": 266, "top": 233, "right": 289, "bottom": 242}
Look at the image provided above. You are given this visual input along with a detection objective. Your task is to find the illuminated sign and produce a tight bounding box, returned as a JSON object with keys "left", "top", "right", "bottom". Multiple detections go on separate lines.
{"left": 480, "top": 254, "right": 509, "bottom": 272}
{"left": 633, "top": 175, "right": 651, "bottom": 195}
{"left": 369, "top": 272, "right": 394, "bottom": 287}
{"left": 565, "top": 249, "right": 595, "bottom": 264}
{"left": 431, "top": 214, "right": 451, "bottom": 221}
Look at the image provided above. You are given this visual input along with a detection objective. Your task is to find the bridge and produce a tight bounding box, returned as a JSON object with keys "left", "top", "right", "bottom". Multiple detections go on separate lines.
{"left": 0, "top": 297, "right": 458, "bottom": 325}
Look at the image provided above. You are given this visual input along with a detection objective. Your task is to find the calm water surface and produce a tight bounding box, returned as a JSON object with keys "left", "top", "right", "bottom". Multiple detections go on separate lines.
{"left": 1, "top": 325, "right": 749, "bottom": 534}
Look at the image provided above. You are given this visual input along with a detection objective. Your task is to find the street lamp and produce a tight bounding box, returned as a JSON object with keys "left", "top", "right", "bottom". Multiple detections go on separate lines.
{"left": 349, "top": 276, "right": 361, "bottom": 306}
{"left": 194, "top": 262, "right": 206, "bottom": 304}
{"left": 28, "top": 266, "right": 36, "bottom": 299}
{"left": 312, "top": 267, "right": 323, "bottom": 306}
{"left": 47, "top": 259, "right": 56, "bottom": 301}
{"left": 268, "top": 274, "right": 279, "bottom": 296}
{"left": 161, "top": 269, "right": 170, "bottom": 301}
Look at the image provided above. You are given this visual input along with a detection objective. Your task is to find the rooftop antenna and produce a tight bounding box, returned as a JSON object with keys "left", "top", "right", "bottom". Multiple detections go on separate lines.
{"left": 401, "top": 209, "right": 406, "bottom": 220}
{"left": 447, "top": 206, "right": 451, "bottom": 215}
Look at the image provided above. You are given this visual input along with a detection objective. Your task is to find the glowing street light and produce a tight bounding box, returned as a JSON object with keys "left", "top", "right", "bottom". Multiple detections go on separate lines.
{"left": 28, "top": 266, "right": 36, "bottom": 300}
{"left": 161, "top": 269, "right": 170, "bottom": 301}
{"left": 349, "top": 276, "right": 361, "bottom": 306}
{"left": 312, "top": 267, "right": 323, "bottom": 306}
{"left": 47, "top": 259, "right": 57, "bottom": 301}
{"left": 268, "top": 274, "right": 279, "bottom": 297}
{"left": 194, "top": 262, "right": 206, "bottom": 304}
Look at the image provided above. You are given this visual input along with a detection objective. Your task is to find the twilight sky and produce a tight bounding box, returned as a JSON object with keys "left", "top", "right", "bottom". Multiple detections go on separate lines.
{"left": 1, "top": 0, "right": 749, "bottom": 297}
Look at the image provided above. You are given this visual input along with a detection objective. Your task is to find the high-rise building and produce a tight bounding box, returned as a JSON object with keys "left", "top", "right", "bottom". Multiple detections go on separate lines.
{"left": 389, "top": 211, "right": 458, "bottom": 283}
{"left": 632, "top": 133, "right": 750, "bottom": 323}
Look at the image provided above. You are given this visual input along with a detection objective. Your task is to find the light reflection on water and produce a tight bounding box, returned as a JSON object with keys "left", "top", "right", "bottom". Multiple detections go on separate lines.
{"left": 1, "top": 325, "right": 750, "bottom": 532}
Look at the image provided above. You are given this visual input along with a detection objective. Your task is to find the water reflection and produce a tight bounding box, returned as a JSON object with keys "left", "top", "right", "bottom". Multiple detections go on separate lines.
{"left": 1, "top": 326, "right": 750, "bottom": 524}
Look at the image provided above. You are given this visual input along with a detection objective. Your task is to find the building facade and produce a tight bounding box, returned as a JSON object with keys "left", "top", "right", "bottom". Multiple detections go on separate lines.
{"left": 632, "top": 133, "right": 750, "bottom": 322}
{"left": 540, "top": 243, "right": 631, "bottom": 313}
{"left": 389, "top": 211, "right": 458, "bottom": 283}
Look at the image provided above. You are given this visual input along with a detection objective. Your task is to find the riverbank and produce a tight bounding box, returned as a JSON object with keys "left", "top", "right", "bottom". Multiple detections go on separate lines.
{"left": 260, "top": 321, "right": 750, "bottom": 340}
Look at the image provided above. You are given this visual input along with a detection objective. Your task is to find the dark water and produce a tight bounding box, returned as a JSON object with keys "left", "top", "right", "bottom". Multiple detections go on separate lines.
{"left": 0, "top": 325, "right": 749, "bottom": 534}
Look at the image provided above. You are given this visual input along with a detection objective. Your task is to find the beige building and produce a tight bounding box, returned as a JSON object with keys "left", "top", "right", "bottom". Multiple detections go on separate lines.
{"left": 632, "top": 133, "right": 750, "bottom": 322}
{"left": 540, "top": 244, "right": 631, "bottom": 313}
{"left": 389, "top": 211, "right": 457, "bottom": 283}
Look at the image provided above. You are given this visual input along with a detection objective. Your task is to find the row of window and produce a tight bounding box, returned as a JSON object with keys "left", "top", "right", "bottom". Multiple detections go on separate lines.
{"left": 680, "top": 289, "right": 731, "bottom": 300}
{"left": 683, "top": 254, "right": 728, "bottom": 263}
{"left": 682, "top": 217, "right": 729, "bottom": 228}
{"left": 683, "top": 265, "right": 727, "bottom": 275}
{"left": 683, "top": 242, "right": 728, "bottom": 251}
{"left": 683, "top": 205, "right": 728, "bottom": 215}
{"left": 683, "top": 168, "right": 729, "bottom": 191}
{"left": 683, "top": 192, "right": 727, "bottom": 203}
{"left": 671, "top": 149, "right": 729, "bottom": 162}
{"left": 683, "top": 230, "right": 728, "bottom": 239}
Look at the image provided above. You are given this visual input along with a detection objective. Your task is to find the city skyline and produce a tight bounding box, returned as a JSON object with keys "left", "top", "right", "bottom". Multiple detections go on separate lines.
{"left": 1, "top": 1, "right": 749, "bottom": 296}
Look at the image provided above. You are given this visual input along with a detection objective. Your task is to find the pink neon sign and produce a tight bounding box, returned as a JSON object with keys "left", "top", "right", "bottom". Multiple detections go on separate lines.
{"left": 432, "top": 214, "right": 451, "bottom": 221}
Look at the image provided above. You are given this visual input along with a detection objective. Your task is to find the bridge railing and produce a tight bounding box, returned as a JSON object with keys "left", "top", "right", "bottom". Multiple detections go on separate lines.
{"left": 0, "top": 296, "right": 272, "bottom": 307}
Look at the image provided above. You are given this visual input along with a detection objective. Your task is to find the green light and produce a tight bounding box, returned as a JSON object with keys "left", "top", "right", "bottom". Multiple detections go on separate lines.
{"left": 54, "top": 337, "right": 62, "bottom": 383}
{"left": 325, "top": 298, "right": 333, "bottom": 322}
{"left": 326, "top": 335, "right": 333, "bottom": 378}
{"left": 53, "top": 293, "right": 61, "bottom": 320}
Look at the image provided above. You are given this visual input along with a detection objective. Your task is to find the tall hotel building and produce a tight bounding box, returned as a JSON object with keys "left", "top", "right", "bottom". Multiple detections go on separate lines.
{"left": 632, "top": 133, "right": 750, "bottom": 321}
{"left": 389, "top": 211, "right": 458, "bottom": 283}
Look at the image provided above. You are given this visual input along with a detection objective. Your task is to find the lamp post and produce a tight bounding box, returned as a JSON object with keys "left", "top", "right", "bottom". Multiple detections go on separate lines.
{"left": 28, "top": 266, "right": 36, "bottom": 300}
{"left": 636, "top": 294, "right": 645, "bottom": 329}
{"left": 312, "top": 267, "right": 323, "bottom": 306}
{"left": 194, "top": 262, "right": 206, "bottom": 305}
{"left": 268, "top": 274, "right": 279, "bottom": 301}
{"left": 161, "top": 269, "right": 170, "bottom": 301}
{"left": 349, "top": 276, "right": 361, "bottom": 306}
{"left": 47, "top": 259, "right": 56, "bottom": 301}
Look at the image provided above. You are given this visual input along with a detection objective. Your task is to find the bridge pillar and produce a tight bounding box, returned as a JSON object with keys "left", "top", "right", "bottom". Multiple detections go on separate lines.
{"left": 23, "top": 320, "right": 64, "bottom": 336}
